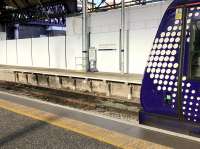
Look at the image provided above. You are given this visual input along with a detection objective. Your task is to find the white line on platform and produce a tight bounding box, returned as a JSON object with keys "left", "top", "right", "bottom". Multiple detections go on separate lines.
{"left": 0, "top": 90, "right": 199, "bottom": 143}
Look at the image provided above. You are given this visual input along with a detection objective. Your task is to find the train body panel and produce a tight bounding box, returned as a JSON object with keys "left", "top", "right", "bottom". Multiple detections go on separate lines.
{"left": 141, "top": 0, "right": 200, "bottom": 125}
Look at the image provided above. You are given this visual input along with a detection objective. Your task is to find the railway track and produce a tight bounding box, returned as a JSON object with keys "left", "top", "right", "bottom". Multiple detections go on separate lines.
{"left": 0, "top": 81, "right": 140, "bottom": 122}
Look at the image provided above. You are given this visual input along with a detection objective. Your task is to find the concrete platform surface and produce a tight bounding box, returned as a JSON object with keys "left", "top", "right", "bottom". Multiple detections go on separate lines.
{"left": 0, "top": 91, "right": 199, "bottom": 149}
{"left": 0, "top": 108, "right": 119, "bottom": 149}
{"left": 0, "top": 65, "right": 142, "bottom": 84}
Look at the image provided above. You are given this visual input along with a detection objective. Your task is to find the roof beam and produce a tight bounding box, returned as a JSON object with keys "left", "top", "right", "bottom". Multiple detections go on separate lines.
{"left": 11, "top": 0, "right": 21, "bottom": 8}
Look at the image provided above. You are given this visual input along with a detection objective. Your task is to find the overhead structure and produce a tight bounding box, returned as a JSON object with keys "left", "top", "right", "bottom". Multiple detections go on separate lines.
{"left": 0, "top": 0, "right": 166, "bottom": 25}
{"left": 0, "top": 0, "right": 78, "bottom": 26}
{"left": 89, "top": 0, "right": 165, "bottom": 12}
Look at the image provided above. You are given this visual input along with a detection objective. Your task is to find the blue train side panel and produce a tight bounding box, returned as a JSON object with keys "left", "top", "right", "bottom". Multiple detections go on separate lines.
{"left": 141, "top": 0, "right": 200, "bottom": 123}
{"left": 141, "top": 2, "right": 180, "bottom": 117}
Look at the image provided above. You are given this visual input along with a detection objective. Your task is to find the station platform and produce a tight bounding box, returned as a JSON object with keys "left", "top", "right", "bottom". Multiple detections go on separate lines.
{"left": 0, "top": 108, "right": 117, "bottom": 149}
{"left": 0, "top": 65, "right": 142, "bottom": 102}
{"left": 0, "top": 91, "right": 199, "bottom": 149}
{"left": 0, "top": 65, "right": 142, "bottom": 84}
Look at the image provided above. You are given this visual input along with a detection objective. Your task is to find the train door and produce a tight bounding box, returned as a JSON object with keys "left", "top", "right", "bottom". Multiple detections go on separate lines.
{"left": 179, "top": 5, "right": 200, "bottom": 123}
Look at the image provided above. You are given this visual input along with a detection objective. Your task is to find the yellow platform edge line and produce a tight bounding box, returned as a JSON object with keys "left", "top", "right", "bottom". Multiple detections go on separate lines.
{"left": 0, "top": 99, "right": 172, "bottom": 149}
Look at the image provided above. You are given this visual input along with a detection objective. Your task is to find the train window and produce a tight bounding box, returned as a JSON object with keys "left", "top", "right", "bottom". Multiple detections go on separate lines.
{"left": 190, "top": 21, "right": 200, "bottom": 78}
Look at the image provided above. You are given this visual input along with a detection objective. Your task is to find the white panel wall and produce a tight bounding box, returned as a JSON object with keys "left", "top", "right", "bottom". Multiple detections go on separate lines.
{"left": 0, "top": 1, "right": 172, "bottom": 74}
{"left": 127, "top": 1, "right": 170, "bottom": 74}
{"left": 66, "top": 0, "right": 171, "bottom": 74}
{"left": 90, "top": 10, "right": 121, "bottom": 33}
{"left": 67, "top": 16, "right": 82, "bottom": 35}
{"left": 7, "top": 40, "right": 17, "bottom": 65}
{"left": 129, "top": 29, "right": 156, "bottom": 74}
{"left": 0, "top": 40, "right": 6, "bottom": 64}
{"left": 49, "top": 36, "right": 66, "bottom": 69}
{"left": 32, "top": 37, "right": 49, "bottom": 68}
{"left": 0, "top": 32, "right": 6, "bottom": 41}
{"left": 66, "top": 17, "right": 82, "bottom": 70}
{"left": 66, "top": 35, "right": 82, "bottom": 70}
{"left": 90, "top": 32, "right": 120, "bottom": 72}
{"left": 17, "top": 38, "right": 32, "bottom": 66}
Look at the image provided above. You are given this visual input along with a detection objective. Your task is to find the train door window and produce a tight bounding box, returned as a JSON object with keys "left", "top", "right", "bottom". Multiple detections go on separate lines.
{"left": 190, "top": 21, "right": 200, "bottom": 78}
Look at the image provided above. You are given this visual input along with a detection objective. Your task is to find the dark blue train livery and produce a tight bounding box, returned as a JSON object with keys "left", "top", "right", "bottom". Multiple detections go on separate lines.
{"left": 140, "top": 0, "right": 200, "bottom": 133}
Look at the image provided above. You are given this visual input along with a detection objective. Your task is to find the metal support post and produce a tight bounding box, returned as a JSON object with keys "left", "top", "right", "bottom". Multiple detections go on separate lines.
{"left": 92, "top": 0, "right": 94, "bottom": 11}
{"left": 82, "top": 0, "right": 89, "bottom": 72}
{"left": 31, "top": 37, "right": 33, "bottom": 66}
{"left": 48, "top": 35, "right": 51, "bottom": 68}
{"left": 120, "top": 0, "right": 125, "bottom": 74}
{"left": 16, "top": 38, "right": 18, "bottom": 65}
{"left": 126, "top": 30, "right": 129, "bottom": 73}
{"left": 5, "top": 24, "right": 7, "bottom": 65}
{"left": 14, "top": 24, "right": 19, "bottom": 39}
{"left": 65, "top": 35, "right": 67, "bottom": 69}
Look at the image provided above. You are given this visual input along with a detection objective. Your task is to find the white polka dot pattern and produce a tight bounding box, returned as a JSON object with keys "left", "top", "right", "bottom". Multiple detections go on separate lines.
{"left": 146, "top": 16, "right": 180, "bottom": 109}
{"left": 145, "top": 6, "right": 200, "bottom": 123}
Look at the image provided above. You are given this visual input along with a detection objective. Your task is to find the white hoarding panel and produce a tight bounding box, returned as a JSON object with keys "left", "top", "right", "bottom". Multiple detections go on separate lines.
{"left": 17, "top": 38, "right": 32, "bottom": 66}
{"left": 129, "top": 29, "right": 156, "bottom": 74}
{"left": 67, "top": 1, "right": 171, "bottom": 74}
{"left": 49, "top": 36, "right": 66, "bottom": 69}
{"left": 90, "top": 32, "right": 120, "bottom": 73}
{"left": 0, "top": 40, "right": 6, "bottom": 64}
{"left": 66, "top": 35, "right": 82, "bottom": 70}
{"left": 7, "top": 40, "right": 17, "bottom": 65}
{"left": 32, "top": 37, "right": 49, "bottom": 68}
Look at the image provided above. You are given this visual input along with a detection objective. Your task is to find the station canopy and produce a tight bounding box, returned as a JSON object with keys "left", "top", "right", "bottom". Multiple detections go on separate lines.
{"left": 4, "top": 0, "right": 76, "bottom": 9}
{"left": 0, "top": 0, "right": 78, "bottom": 23}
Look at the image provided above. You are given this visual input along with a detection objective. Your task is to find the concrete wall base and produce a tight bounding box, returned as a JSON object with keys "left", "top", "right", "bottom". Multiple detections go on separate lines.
{"left": 1, "top": 70, "right": 141, "bottom": 103}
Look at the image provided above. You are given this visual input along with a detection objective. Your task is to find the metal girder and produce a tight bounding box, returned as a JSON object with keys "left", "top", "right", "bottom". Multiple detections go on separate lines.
{"left": 88, "top": 0, "right": 165, "bottom": 12}
{"left": 0, "top": 0, "right": 165, "bottom": 25}
{"left": 0, "top": 0, "right": 78, "bottom": 26}
{"left": 11, "top": 0, "right": 21, "bottom": 8}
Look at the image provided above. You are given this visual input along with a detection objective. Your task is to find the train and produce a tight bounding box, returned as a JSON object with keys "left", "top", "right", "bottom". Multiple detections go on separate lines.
{"left": 139, "top": 0, "right": 200, "bottom": 135}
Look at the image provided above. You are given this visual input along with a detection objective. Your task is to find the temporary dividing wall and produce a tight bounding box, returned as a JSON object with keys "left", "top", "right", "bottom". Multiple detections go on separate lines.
{"left": 49, "top": 36, "right": 66, "bottom": 69}
{"left": 66, "top": 34, "right": 82, "bottom": 70}
{"left": 0, "top": 40, "right": 6, "bottom": 64}
{"left": 0, "top": 0, "right": 172, "bottom": 74}
{"left": 7, "top": 40, "right": 17, "bottom": 65}
{"left": 66, "top": 0, "right": 172, "bottom": 74}
{"left": 0, "top": 36, "right": 66, "bottom": 69}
